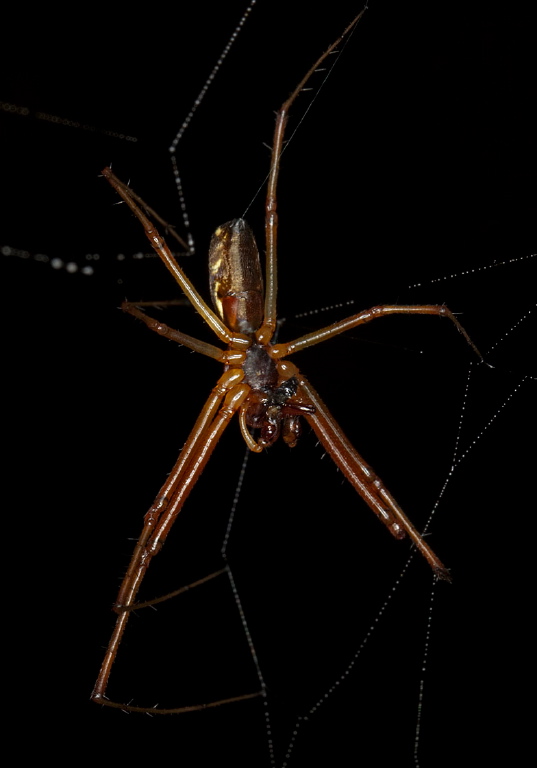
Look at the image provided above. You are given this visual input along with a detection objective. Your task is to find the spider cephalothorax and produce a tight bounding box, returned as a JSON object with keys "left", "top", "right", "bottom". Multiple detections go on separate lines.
{"left": 241, "top": 362, "right": 315, "bottom": 448}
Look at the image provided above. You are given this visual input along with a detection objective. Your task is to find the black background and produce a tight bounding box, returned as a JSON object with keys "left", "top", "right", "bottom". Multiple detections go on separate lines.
{"left": 2, "top": 1, "right": 535, "bottom": 765}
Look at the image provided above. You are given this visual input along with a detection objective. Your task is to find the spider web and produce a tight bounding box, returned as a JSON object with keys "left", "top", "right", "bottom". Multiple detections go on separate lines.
{"left": 3, "top": 2, "right": 534, "bottom": 766}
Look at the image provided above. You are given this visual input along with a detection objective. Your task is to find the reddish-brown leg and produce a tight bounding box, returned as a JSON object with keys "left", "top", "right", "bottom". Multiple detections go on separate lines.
{"left": 270, "top": 304, "right": 485, "bottom": 362}
{"left": 292, "top": 371, "right": 451, "bottom": 580}
{"left": 256, "top": 7, "right": 368, "bottom": 344}
{"left": 121, "top": 301, "right": 228, "bottom": 361}
{"left": 91, "top": 370, "right": 264, "bottom": 712}
{"left": 102, "top": 168, "right": 250, "bottom": 351}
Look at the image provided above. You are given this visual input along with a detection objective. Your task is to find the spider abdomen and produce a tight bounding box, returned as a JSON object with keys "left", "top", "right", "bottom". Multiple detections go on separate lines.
{"left": 208, "top": 218, "right": 264, "bottom": 334}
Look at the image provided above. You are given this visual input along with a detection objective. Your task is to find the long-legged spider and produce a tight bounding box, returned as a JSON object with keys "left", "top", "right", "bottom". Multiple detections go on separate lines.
{"left": 92, "top": 7, "right": 484, "bottom": 715}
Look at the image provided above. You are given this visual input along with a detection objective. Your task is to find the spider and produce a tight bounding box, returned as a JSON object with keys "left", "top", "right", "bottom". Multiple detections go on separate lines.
{"left": 91, "top": 7, "right": 484, "bottom": 715}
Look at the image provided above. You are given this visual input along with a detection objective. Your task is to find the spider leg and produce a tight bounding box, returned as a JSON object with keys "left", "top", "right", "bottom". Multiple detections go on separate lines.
{"left": 129, "top": 567, "right": 229, "bottom": 611}
{"left": 122, "top": 301, "right": 233, "bottom": 362}
{"left": 91, "top": 369, "right": 263, "bottom": 713}
{"left": 103, "top": 168, "right": 250, "bottom": 351}
{"left": 256, "top": 6, "right": 368, "bottom": 345}
{"left": 296, "top": 372, "right": 451, "bottom": 581}
{"left": 270, "top": 304, "right": 484, "bottom": 362}
{"left": 105, "top": 180, "right": 190, "bottom": 252}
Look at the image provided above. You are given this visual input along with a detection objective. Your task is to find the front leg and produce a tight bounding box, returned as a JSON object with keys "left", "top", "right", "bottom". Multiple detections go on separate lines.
{"left": 91, "top": 370, "right": 255, "bottom": 711}
{"left": 296, "top": 372, "right": 451, "bottom": 580}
